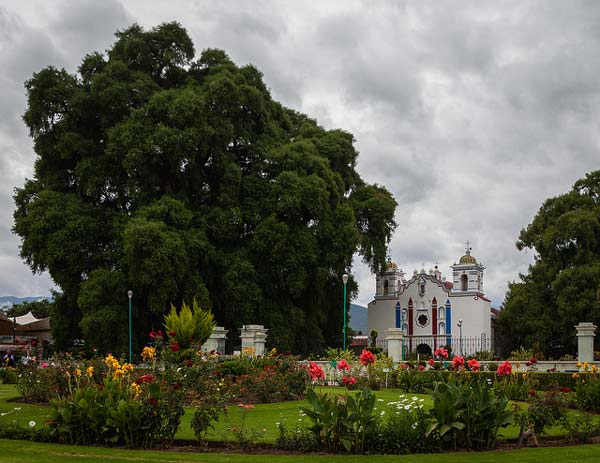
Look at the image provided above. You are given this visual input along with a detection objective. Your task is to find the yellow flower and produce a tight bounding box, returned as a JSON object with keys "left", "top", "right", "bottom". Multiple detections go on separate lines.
{"left": 122, "top": 363, "right": 134, "bottom": 373}
{"left": 242, "top": 346, "right": 255, "bottom": 357}
{"left": 572, "top": 373, "right": 580, "bottom": 379}
{"left": 105, "top": 354, "right": 120, "bottom": 370}
{"left": 86, "top": 366, "right": 94, "bottom": 377}
{"left": 584, "top": 361, "right": 590, "bottom": 371}
{"left": 577, "top": 361, "right": 582, "bottom": 368}
{"left": 592, "top": 365, "right": 597, "bottom": 373}
{"left": 74, "top": 368, "right": 82, "bottom": 377}
{"left": 130, "top": 382, "right": 142, "bottom": 398}
{"left": 522, "top": 373, "right": 527, "bottom": 379}
{"left": 141, "top": 346, "right": 156, "bottom": 361}
{"left": 270, "top": 347, "right": 277, "bottom": 355}
{"left": 113, "top": 369, "right": 124, "bottom": 379}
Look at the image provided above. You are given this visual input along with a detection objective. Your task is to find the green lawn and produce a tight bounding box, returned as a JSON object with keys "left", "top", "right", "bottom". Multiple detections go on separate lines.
{"left": 1, "top": 439, "right": 600, "bottom": 463}
{"left": 0, "top": 384, "right": 597, "bottom": 444}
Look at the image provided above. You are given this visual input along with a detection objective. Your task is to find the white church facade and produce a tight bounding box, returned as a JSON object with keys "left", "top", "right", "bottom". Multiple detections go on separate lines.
{"left": 367, "top": 247, "right": 493, "bottom": 357}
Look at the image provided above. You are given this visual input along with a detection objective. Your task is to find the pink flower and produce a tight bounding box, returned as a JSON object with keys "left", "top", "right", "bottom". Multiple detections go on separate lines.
{"left": 337, "top": 359, "right": 351, "bottom": 371}
{"left": 418, "top": 365, "right": 425, "bottom": 371}
{"left": 452, "top": 356, "right": 465, "bottom": 370}
{"left": 497, "top": 361, "right": 513, "bottom": 377}
{"left": 359, "top": 349, "right": 375, "bottom": 366}
{"left": 40, "top": 362, "right": 49, "bottom": 368}
{"left": 467, "top": 359, "right": 481, "bottom": 371}
{"left": 428, "top": 358, "right": 434, "bottom": 366}
{"left": 307, "top": 362, "right": 324, "bottom": 380}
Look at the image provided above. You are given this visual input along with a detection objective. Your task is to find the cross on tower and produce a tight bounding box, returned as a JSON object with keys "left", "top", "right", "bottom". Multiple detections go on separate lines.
{"left": 465, "top": 240, "right": 472, "bottom": 253}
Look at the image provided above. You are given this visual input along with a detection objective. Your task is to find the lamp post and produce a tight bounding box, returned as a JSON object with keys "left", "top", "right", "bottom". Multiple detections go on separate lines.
{"left": 342, "top": 273, "right": 349, "bottom": 351}
{"left": 127, "top": 290, "right": 133, "bottom": 363}
{"left": 457, "top": 318, "right": 463, "bottom": 356}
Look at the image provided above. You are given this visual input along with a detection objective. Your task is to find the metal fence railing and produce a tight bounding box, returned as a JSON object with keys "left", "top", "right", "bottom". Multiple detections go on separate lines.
{"left": 401, "top": 335, "right": 494, "bottom": 358}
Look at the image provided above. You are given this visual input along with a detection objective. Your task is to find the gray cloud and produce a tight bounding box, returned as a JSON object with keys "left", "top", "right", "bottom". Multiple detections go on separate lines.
{"left": 2, "top": 1, "right": 600, "bottom": 312}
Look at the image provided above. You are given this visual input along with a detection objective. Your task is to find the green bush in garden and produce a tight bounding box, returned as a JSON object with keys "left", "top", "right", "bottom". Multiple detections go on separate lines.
{"left": 365, "top": 396, "right": 437, "bottom": 454}
{"left": 574, "top": 374, "right": 600, "bottom": 412}
{"left": 48, "top": 353, "right": 184, "bottom": 448}
{"left": 300, "top": 387, "right": 377, "bottom": 453}
{"left": 426, "top": 376, "right": 512, "bottom": 450}
{"left": 0, "top": 368, "right": 18, "bottom": 384}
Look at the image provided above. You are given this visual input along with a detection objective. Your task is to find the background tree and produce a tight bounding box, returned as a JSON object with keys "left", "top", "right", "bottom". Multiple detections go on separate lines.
{"left": 496, "top": 171, "right": 600, "bottom": 357}
{"left": 6, "top": 299, "right": 53, "bottom": 319}
{"left": 13, "top": 22, "right": 396, "bottom": 355}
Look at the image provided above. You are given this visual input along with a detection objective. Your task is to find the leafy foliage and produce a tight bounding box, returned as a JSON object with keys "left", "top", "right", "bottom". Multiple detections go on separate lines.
{"left": 163, "top": 299, "right": 215, "bottom": 349}
{"left": 496, "top": 171, "right": 600, "bottom": 357}
{"left": 427, "top": 376, "right": 512, "bottom": 450}
{"left": 13, "top": 22, "right": 396, "bottom": 354}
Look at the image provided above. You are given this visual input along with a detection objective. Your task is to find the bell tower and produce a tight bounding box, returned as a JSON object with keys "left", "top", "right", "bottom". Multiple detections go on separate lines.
{"left": 451, "top": 242, "right": 485, "bottom": 293}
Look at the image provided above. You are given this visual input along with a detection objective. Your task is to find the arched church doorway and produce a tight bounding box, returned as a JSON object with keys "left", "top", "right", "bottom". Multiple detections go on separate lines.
{"left": 416, "top": 343, "right": 432, "bottom": 357}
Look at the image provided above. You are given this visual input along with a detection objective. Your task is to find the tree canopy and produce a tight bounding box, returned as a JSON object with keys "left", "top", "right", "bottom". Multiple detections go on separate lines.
{"left": 13, "top": 22, "right": 397, "bottom": 355}
{"left": 496, "top": 171, "right": 600, "bottom": 357}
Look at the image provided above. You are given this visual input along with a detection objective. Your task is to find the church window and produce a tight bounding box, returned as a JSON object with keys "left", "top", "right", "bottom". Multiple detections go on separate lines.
{"left": 461, "top": 274, "right": 468, "bottom": 291}
{"left": 395, "top": 303, "right": 401, "bottom": 328}
{"left": 416, "top": 313, "right": 429, "bottom": 327}
{"left": 439, "top": 307, "right": 444, "bottom": 319}
{"left": 439, "top": 322, "right": 445, "bottom": 333}
{"left": 383, "top": 279, "right": 389, "bottom": 295}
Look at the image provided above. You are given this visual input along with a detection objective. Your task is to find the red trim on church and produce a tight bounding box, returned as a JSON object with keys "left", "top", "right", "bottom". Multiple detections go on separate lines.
{"left": 408, "top": 298, "right": 414, "bottom": 336}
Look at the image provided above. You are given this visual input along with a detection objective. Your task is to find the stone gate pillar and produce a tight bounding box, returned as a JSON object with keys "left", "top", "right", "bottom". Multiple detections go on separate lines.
{"left": 575, "top": 322, "right": 597, "bottom": 364}
{"left": 202, "top": 326, "right": 228, "bottom": 354}
{"left": 386, "top": 328, "right": 405, "bottom": 363}
{"left": 240, "top": 324, "right": 268, "bottom": 356}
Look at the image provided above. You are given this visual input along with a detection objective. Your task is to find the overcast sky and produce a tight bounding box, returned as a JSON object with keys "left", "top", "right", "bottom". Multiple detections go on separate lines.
{"left": 1, "top": 1, "right": 599, "bottom": 309}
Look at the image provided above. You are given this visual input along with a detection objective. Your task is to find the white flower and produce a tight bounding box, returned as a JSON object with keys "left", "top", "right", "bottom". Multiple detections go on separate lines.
{"left": 29, "top": 421, "right": 36, "bottom": 427}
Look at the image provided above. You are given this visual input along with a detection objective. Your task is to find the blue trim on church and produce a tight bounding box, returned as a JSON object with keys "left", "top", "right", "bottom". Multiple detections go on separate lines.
{"left": 395, "top": 302, "right": 401, "bottom": 328}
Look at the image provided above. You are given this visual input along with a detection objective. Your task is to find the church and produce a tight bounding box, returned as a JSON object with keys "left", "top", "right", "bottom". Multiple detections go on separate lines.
{"left": 367, "top": 246, "right": 493, "bottom": 357}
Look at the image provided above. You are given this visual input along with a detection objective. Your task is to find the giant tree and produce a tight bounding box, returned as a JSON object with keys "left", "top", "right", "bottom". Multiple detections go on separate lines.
{"left": 13, "top": 23, "right": 396, "bottom": 354}
{"left": 496, "top": 171, "right": 600, "bottom": 357}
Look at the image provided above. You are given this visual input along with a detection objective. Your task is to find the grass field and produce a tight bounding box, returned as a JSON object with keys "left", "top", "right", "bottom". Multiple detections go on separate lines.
{"left": 1, "top": 439, "right": 600, "bottom": 463}
{"left": 0, "top": 384, "right": 597, "bottom": 444}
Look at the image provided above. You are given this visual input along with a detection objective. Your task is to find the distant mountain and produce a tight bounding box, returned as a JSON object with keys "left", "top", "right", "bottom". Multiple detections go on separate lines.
{"left": 0, "top": 296, "right": 52, "bottom": 309}
{"left": 349, "top": 303, "right": 368, "bottom": 334}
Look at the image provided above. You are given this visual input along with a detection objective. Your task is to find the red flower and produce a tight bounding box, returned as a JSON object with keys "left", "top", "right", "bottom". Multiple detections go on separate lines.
{"left": 497, "top": 361, "right": 513, "bottom": 376}
{"left": 170, "top": 341, "right": 180, "bottom": 352}
{"left": 272, "top": 365, "right": 278, "bottom": 369}
{"left": 186, "top": 360, "right": 193, "bottom": 367}
{"left": 337, "top": 359, "right": 351, "bottom": 371}
{"left": 169, "top": 331, "right": 176, "bottom": 337}
{"left": 136, "top": 374, "right": 155, "bottom": 384}
{"left": 434, "top": 347, "right": 449, "bottom": 359}
{"left": 342, "top": 375, "right": 357, "bottom": 386}
{"left": 467, "top": 359, "right": 481, "bottom": 371}
{"left": 559, "top": 387, "right": 571, "bottom": 393}
{"left": 418, "top": 364, "right": 425, "bottom": 371}
{"left": 31, "top": 340, "right": 38, "bottom": 347}
{"left": 359, "top": 349, "right": 375, "bottom": 366}
{"left": 400, "top": 363, "right": 409, "bottom": 370}
{"left": 528, "top": 390, "right": 536, "bottom": 396}
{"left": 428, "top": 358, "right": 434, "bottom": 366}
{"left": 307, "top": 362, "right": 324, "bottom": 380}
{"left": 530, "top": 357, "right": 538, "bottom": 364}
{"left": 452, "top": 356, "right": 465, "bottom": 370}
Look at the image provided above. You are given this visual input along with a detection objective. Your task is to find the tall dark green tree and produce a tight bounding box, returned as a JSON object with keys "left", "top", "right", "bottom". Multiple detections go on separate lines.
{"left": 496, "top": 171, "right": 600, "bottom": 357}
{"left": 13, "top": 23, "right": 396, "bottom": 355}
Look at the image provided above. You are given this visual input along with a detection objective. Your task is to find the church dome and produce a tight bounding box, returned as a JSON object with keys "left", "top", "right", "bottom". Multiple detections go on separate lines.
{"left": 384, "top": 260, "right": 398, "bottom": 271}
{"left": 459, "top": 251, "right": 477, "bottom": 264}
